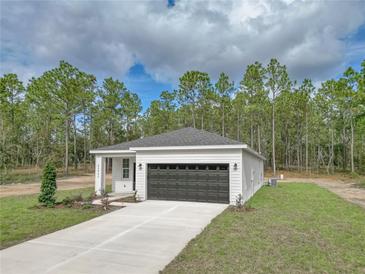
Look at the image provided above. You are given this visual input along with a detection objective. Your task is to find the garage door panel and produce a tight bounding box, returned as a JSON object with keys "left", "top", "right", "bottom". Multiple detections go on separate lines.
{"left": 147, "top": 164, "right": 229, "bottom": 204}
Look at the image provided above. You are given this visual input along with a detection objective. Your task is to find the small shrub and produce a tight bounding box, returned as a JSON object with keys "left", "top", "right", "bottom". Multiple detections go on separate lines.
{"left": 235, "top": 194, "right": 243, "bottom": 208}
{"left": 100, "top": 193, "right": 111, "bottom": 211}
{"left": 61, "top": 196, "right": 73, "bottom": 207}
{"left": 60, "top": 194, "right": 83, "bottom": 208}
{"left": 38, "top": 162, "right": 57, "bottom": 206}
{"left": 232, "top": 194, "right": 256, "bottom": 212}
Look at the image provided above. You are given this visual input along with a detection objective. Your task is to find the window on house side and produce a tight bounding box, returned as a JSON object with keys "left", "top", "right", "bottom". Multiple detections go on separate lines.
{"left": 123, "top": 159, "right": 129, "bottom": 179}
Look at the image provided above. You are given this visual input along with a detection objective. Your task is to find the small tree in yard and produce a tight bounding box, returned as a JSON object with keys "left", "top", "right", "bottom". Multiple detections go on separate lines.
{"left": 38, "top": 162, "right": 57, "bottom": 206}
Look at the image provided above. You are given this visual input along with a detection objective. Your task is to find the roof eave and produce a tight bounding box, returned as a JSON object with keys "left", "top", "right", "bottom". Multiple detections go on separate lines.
{"left": 90, "top": 145, "right": 266, "bottom": 161}
{"left": 89, "top": 150, "right": 136, "bottom": 154}
{"left": 243, "top": 146, "right": 266, "bottom": 160}
{"left": 129, "top": 145, "right": 246, "bottom": 151}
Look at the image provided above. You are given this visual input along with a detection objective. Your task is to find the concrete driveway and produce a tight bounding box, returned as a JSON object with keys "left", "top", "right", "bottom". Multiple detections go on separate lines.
{"left": 1, "top": 201, "right": 227, "bottom": 274}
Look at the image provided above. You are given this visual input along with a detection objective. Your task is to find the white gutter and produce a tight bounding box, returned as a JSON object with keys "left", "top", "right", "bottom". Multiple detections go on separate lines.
{"left": 131, "top": 144, "right": 266, "bottom": 160}
{"left": 89, "top": 150, "right": 135, "bottom": 154}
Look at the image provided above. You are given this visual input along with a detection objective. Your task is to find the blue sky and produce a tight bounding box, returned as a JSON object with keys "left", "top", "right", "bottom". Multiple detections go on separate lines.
{"left": 344, "top": 24, "right": 365, "bottom": 72}
{"left": 1, "top": 0, "right": 364, "bottom": 111}
{"left": 124, "top": 64, "right": 172, "bottom": 109}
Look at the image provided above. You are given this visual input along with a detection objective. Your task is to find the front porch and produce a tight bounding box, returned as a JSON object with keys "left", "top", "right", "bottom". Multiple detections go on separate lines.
{"left": 94, "top": 152, "right": 136, "bottom": 195}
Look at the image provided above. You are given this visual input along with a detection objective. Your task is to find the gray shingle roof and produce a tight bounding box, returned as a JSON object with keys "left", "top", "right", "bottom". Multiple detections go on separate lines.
{"left": 93, "top": 127, "right": 242, "bottom": 151}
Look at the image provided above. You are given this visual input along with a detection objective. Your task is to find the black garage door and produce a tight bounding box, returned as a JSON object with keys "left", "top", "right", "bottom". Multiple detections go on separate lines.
{"left": 147, "top": 164, "right": 229, "bottom": 204}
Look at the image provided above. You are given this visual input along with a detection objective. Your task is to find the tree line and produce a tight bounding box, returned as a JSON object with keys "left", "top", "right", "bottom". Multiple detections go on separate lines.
{"left": 1, "top": 59, "right": 364, "bottom": 176}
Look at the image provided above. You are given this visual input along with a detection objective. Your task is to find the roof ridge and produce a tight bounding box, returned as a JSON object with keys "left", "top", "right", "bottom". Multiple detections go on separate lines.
{"left": 190, "top": 127, "right": 241, "bottom": 143}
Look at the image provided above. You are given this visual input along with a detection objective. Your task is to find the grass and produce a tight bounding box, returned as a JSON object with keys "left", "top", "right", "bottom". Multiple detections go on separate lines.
{"left": 0, "top": 170, "right": 41, "bottom": 185}
{"left": 354, "top": 178, "right": 365, "bottom": 189}
{"left": 163, "top": 183, "right": 365, "bottom": 274}
{"left": 0, "top": 185, "right": 112, "bottom": 249}
{"left": 0, "top": 166, "right": 93, "bottom": 185}
{"left": 266, "top": 169, "right": 365, "bottom": 181}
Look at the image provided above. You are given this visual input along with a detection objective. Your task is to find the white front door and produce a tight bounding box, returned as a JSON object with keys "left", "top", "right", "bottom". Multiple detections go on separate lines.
{"left": 113, "top": 158, "right": 135, "bottom": 193}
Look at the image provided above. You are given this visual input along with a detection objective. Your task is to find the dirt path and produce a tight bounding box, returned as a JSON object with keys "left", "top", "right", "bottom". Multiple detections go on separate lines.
{"left": 0, "top": 174, "right": 112, "bottom": 198}
{"left": 2, "top": 173, "right": 364, "bottom": 209}
{"left": 284, "top": 177, "right": 365, "bottom": 209}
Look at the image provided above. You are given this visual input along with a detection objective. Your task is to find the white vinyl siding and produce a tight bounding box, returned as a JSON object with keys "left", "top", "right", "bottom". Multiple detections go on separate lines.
{"left": 242, "top": 150, "right": 264, "bottom": 202}
{"left": 135, "top": 148, "right": 242, "bottom": 205}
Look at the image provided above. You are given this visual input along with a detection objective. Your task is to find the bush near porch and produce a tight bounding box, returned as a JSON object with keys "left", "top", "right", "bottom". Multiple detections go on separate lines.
{"left": 163, "top": 183, "right": 365, "bottom": 274}
{"left": 0, "top": 186, "right": 111, "bottom": 249}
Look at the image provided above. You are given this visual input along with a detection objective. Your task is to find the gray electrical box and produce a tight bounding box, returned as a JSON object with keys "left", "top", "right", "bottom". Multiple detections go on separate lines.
{"left": 269, "top": 178, "right": 278, "bottom": 187}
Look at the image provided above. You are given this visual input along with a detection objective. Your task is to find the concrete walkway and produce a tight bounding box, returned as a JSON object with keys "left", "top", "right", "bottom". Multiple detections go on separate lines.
{"left": 0, "top": 201, "right": 227, "bottom": 274}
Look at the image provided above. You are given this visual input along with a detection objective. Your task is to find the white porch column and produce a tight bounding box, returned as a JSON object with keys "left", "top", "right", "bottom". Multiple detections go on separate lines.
{"left": 95, "top": 156, "right": 106, "bottom": 195}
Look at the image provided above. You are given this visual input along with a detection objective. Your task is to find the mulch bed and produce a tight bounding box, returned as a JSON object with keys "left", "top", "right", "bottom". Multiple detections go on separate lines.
{"left": 228, "top": 205, "right": 256, "bottom": 212}
{"left": 29, "top": 201, "right": 121, "bottom": 211}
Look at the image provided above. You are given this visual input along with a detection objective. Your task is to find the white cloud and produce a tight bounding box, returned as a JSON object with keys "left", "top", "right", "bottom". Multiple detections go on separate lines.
{"left": 1, "top": 0, "right": 364, "bottom": 84}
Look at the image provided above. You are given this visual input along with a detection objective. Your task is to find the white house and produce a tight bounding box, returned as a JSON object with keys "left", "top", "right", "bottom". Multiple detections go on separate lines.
{"left": 90, "top": 127, "right": 265, "bottom": 205}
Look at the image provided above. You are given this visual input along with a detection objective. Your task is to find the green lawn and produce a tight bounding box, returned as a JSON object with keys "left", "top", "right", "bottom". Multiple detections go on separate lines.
{"left": 0, "top": 186, "right": 111, "bottom": 249}
{"left": 163, "top": 183, "right": 365, "bottom": 274}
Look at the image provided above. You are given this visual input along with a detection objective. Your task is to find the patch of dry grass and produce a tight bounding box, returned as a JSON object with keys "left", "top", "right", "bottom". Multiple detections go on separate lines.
{"left": 355, "top": 178, "right": 365, "bottom": 189}
{"left": 0, "top": 166, "right": 94, "bottom": 185}
{"left": 265, "top": 169, "right": 365, "bottom": 181}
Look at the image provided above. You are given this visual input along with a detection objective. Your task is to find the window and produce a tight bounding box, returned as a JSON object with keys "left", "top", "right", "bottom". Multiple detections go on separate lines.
{"left": 123, "top": 159, "right": 129, "bottom": 179}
